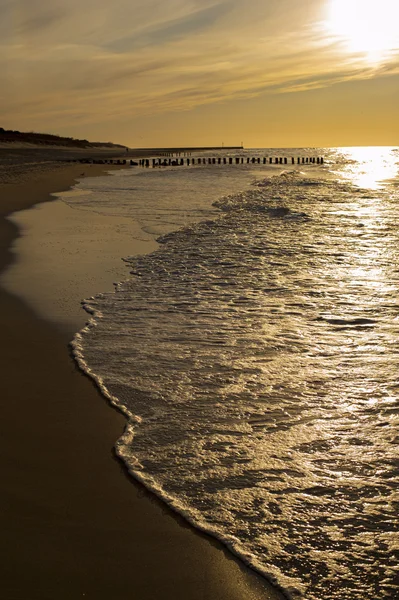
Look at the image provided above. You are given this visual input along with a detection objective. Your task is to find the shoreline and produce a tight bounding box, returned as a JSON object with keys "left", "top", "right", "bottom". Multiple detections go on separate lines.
{"left": 0, "top": 162, "right": 284, "bottom": 599}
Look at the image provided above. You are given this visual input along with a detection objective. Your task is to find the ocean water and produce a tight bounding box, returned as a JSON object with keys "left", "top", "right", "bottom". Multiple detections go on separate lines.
{"left": 68, "top": 148, "right": 398, "bottom": 600}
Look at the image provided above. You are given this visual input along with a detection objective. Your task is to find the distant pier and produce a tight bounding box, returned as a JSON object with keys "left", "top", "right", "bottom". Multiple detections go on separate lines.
{"left": 129, "top": 146, "right": 243, "bottom": 156}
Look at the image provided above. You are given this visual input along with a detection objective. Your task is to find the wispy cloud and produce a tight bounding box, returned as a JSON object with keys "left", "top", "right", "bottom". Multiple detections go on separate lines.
{"left": 107, "top": 1, "right": 233, "bottom": 52}
{"left": 1, "top": 0, "right": 398, "bottom": 132}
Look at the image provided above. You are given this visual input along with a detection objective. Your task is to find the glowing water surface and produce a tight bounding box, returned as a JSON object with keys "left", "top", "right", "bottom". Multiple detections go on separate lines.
{"left": 71, "top": 148, "right": 399, "bottom": 600}
{"left": 332, "top": 146, "right": 399, "bottom": 189}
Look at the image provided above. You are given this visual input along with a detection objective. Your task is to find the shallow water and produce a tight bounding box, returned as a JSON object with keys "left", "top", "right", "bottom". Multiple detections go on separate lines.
{"left": 71, "top": 148, "right": 399, "bottom": 599}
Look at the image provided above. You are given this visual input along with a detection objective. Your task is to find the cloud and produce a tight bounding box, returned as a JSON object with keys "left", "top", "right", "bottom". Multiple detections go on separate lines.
{"left": 1, "top": 0, "right": 397, "bottom": 132}
{"left": 107, "top": 1, "right": 233, "bottom": 52}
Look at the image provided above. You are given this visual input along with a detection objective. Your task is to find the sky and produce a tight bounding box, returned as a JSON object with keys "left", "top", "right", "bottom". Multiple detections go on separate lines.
{"left": 0, "top": 0, "right": 398, "bottom": 147}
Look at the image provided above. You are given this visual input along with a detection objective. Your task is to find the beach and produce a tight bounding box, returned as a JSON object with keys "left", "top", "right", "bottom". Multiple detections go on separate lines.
{"left": 0, "top": 151, "right": 283, "bottom": 600}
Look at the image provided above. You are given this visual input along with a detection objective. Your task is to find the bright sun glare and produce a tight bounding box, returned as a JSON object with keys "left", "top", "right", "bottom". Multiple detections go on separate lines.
{"left": 325, "top": 0, "right": 399, "bottom": 63}
{"left": 335, "top": 147, "right": 398, "bottom": 189}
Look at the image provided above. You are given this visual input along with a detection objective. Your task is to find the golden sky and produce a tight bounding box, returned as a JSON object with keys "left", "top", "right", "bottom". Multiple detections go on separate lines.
{"left": 1, "top": 0, "right": 398, "bottom": 147}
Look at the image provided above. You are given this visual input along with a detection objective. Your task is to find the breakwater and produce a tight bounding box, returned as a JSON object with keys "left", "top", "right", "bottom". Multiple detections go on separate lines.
{"left": 143, "top": 155, "right": 324, "bottom": 166}
{"left": 68, "top": 155, "right": 324, "bottom": 167}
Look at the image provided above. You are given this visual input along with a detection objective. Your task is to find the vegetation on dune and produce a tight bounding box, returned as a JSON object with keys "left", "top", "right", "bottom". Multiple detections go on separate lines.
{"left": 0, "top": 127, "right": 126, "bottom": 149}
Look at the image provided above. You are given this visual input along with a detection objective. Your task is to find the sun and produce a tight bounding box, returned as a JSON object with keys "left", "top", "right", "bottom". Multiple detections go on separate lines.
{"left": 325, "top": 0, "right": 399, "bottom": 63}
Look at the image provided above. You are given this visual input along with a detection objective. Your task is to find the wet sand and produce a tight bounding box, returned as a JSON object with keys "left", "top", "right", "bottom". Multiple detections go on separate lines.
{"left": 0, "top": 161, "right": 284, "bottom": 599}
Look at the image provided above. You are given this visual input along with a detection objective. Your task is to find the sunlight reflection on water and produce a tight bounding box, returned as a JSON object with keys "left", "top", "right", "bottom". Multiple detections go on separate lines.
{"left": 332, "top": 146, "right": 399, "bottom": 189}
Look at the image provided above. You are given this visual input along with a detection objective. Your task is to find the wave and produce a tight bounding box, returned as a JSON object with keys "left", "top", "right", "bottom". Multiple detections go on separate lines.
{"left": 70, "top": 167, "right": 399, "bottom": 600}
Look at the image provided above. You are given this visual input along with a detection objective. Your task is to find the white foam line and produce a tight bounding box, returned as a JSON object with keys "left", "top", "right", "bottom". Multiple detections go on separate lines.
{"left": 71, "top": 305, "right": 302, "bottom": 600}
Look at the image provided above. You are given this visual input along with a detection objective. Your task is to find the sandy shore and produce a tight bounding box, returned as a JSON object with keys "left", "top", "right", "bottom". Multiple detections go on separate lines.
{"left": 0, "top": 159, "right": 284, "bottom": 599}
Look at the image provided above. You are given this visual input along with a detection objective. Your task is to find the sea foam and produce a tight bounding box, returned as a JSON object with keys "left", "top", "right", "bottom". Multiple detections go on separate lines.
{"left": 71, "top": 148, "right": 399, "bottom": 600}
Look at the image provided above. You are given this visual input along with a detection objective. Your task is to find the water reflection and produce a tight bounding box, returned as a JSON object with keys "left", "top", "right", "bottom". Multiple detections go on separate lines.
{"left": 332, "top": 146, "right": 399, "bottom": 189}
{"left": 76, "top": 151, "right": 399, "bottom": 600}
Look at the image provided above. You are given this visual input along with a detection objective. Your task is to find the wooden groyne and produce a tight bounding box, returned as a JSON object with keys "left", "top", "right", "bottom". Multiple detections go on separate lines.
{"left": 138, "top": 155, "right": 324, "bottom": 167}
{"left": 66, "top": 158, "right": 135, "bottom": 165}
{"left": 66, "top": 154, "right": 324, "bottom": 167}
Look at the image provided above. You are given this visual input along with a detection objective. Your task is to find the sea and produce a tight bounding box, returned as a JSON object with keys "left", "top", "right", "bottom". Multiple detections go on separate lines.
{"left": 63, "top": 147, "right": 398, "bottom": 600}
